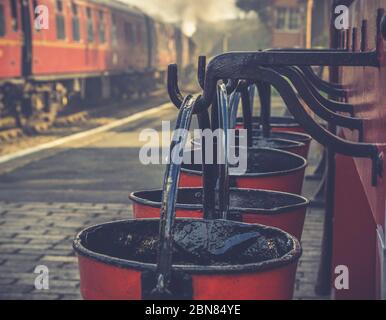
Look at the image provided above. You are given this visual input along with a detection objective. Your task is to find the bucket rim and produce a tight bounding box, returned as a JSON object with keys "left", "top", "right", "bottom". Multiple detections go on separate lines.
{"left": 73, "top": 218, "right": 302, "bottom": 274}
{"left": 181, "top": 148, "right": 308, "bottom": 178}
{"left": 251, "top": 138, "right": 306, "bottom": 150}
{"left": 191, "top": 137, "right": 306, "bottom": 150}
{"left": 257, "top": 130, "right": 312, "bottom": 143}
{"left": 129, "top": 187, "right": 310, "bottom": 215}
{"left": 236, "top": 116, "right": 301, "bottom": 128}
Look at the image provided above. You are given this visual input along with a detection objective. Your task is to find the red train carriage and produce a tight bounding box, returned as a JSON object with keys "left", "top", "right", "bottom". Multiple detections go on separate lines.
{"left": 0, "top": 0, "right": 24, "bottom": 126}
{"left": 329, "top": 0, "right": 386, "bottom": 300}
{"left": 0, "top": 0, "right": 22, "bottom": 79}
{"left": 0, "top": 0, "right": 195, "bottom": 130}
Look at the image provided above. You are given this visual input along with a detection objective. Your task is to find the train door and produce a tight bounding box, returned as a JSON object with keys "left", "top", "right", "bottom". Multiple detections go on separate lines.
{"left": 0, "top": 0, "right": 24, "bottom": 79}
{"left": 144, "top": 15, "right": 156, "bottom": 70}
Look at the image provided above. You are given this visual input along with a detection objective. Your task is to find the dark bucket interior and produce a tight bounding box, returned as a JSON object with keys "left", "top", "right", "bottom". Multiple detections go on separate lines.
{"left": 182, "top": 149, "right": 306, "bottom": 175}
{"left": 77, "top": 219, "right": 297, "bottom": 266}
{"left": 131, "top": 188, "right": 307, "bottom": 213}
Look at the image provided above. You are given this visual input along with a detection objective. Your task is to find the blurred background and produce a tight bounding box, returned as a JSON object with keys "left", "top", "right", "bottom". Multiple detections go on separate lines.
{"left": 0, "top": 0, "right": 333, "bottom": 148}
{"left": 125, "top": 0, "right": 330, "bottom": 56}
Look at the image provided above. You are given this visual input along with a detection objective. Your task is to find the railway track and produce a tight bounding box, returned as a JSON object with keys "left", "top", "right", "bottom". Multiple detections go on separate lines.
{"left": 0, "top": 90, "right": 171, "bottom": 157}
{"left": 0, "top": 87, "right": 178, "bottom": 142}
{"left": 0, "top": 110, "right": 98, "bottom": 142}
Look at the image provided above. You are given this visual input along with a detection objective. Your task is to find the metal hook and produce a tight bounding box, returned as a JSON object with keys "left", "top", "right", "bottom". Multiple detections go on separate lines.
{"left": 295, "top": 67, "right": 354, "bottom": 115}
{"left": 195, "top": 50, "right": 382, "bottom": 185}
{"left": 198, "top": 55, "right": 238, "bottom": 130}
{"left": 196, "top": 50, "right": 380, "bottom": 114}
{"left": 256, "top": 81, "right": 271, "bottom": 138}
{"left": 255, "top": 66, "right": 383, "bottom": 186}
{"left": 167, "top": 64, "right": 184, "bottom": 109}
{"left": 264, "top": 48, "right": 349, "bottom": 98}
{"left": 194, "top": 56, "right": 216, "bottom": 219}
{"left": 199, "top": 55, "right": 237, "bottom": 93}
{"left": 298, "top": 66, "right": 348, "bottom": 97}
{"left": 273, "top": 66, "right": 364, "bottom": 139}
{"left": 198, "top": 56, "right": 206, "bottom": 90}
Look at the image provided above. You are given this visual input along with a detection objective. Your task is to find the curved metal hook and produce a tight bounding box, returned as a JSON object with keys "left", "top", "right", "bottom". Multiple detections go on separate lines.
{"left": 196, "top": 50, "right": 379, "bottom": 113}
{"left": 199, "top": 56, "right": 237, "bottom": 93}
{"left": 299, "top": 66, "right": 347, "bottom": 92}
{"left": 195, "top": 57, "right": 211, "bottom": 130}
{"left": 256, "top": 81, "right": 271, "bottom": 138}
{"left": 263, "top": 48, "right": 349, "bottom": 93}
{"left": 167, "top": 64, "right": 184, "bottom": 109}
{"left": 273, "top": 66, "right": 364, "bottom": 138}
{"left": 294, "top": 67, "right": 354, "bottom": 115}
{"left": 255, "top": 67, "right": 383, "bottom": 186}
{"left": 195, "top": 56, "right": 214, "bottom": 214}
{"left": 198, "top": 56, "right": 206, "bottom": 90}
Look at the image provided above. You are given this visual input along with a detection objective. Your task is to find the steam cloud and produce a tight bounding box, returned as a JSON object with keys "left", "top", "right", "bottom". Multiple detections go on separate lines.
{"left": 120, "top": 0, "right": 240, "bottom": 36}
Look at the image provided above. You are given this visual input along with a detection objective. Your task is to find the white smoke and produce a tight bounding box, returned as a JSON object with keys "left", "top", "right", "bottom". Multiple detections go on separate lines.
{"left": 119, "top": 0, "right": 241, "bottom": 36}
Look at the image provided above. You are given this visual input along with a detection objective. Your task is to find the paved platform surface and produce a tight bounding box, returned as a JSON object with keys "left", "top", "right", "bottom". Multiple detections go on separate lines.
{"left": 0, "top": 99, "right": 327, "bottom": 300}
{"left": 0, "top": 200, "right": 325, "bottom": 300}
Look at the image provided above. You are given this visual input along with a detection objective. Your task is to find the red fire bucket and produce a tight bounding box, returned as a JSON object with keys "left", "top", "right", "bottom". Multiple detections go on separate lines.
{"left": 236, "top": 116, "right": 305, "bottom": 133}
{"left": 74, "top": 219, "right": 302, "bottom": 300}
{"left": 130, "top": 188, "right": 309, "bottom": 239}
{"left": 179, "top": 148, "right": 307, "bottom": 194}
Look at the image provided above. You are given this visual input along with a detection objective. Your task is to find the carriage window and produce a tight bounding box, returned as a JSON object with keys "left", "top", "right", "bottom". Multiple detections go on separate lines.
{"left": 71, "top": 3, "right": 80, "bottom": 41}
{"left": 10, "top": 0, "right": 18, "bottom": 31}
{"left": 275, "top": 7, "right": 301, "bottom": 31}
{"left": 111, "top": 13, "right": 117, "bottom": 46}
{"left": 86, "top": 7, "right": 94, "bottom": 42}
{"left": 0, "top": 5, "right": 5, "bottom": 37}
{"left": 98, "top": 11, "right": 106, "bottom": 43}
{"left": 275, "top": 7, "right": 287, "bottom": 30}
{"left": 56, "top": 0, "right": 66, "bottom": 39}
{"left": 288, "top": 8, "right": 300, "bottom": 30}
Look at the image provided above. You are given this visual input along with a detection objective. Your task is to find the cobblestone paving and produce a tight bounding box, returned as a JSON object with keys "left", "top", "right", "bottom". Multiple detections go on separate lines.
{"left": 0, "top": 200, "right": 325, "bottom": 300}
{"left": 0, "top": 202, "right": 128, "bottom": 300}
{"left": 294, "top": 207, "right": 327, "bottom": 300}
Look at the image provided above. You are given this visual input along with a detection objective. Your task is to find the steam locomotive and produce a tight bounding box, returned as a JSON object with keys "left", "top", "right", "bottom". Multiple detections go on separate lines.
{"left": 0, "top": 0, "right": 195, "bottom": 129}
